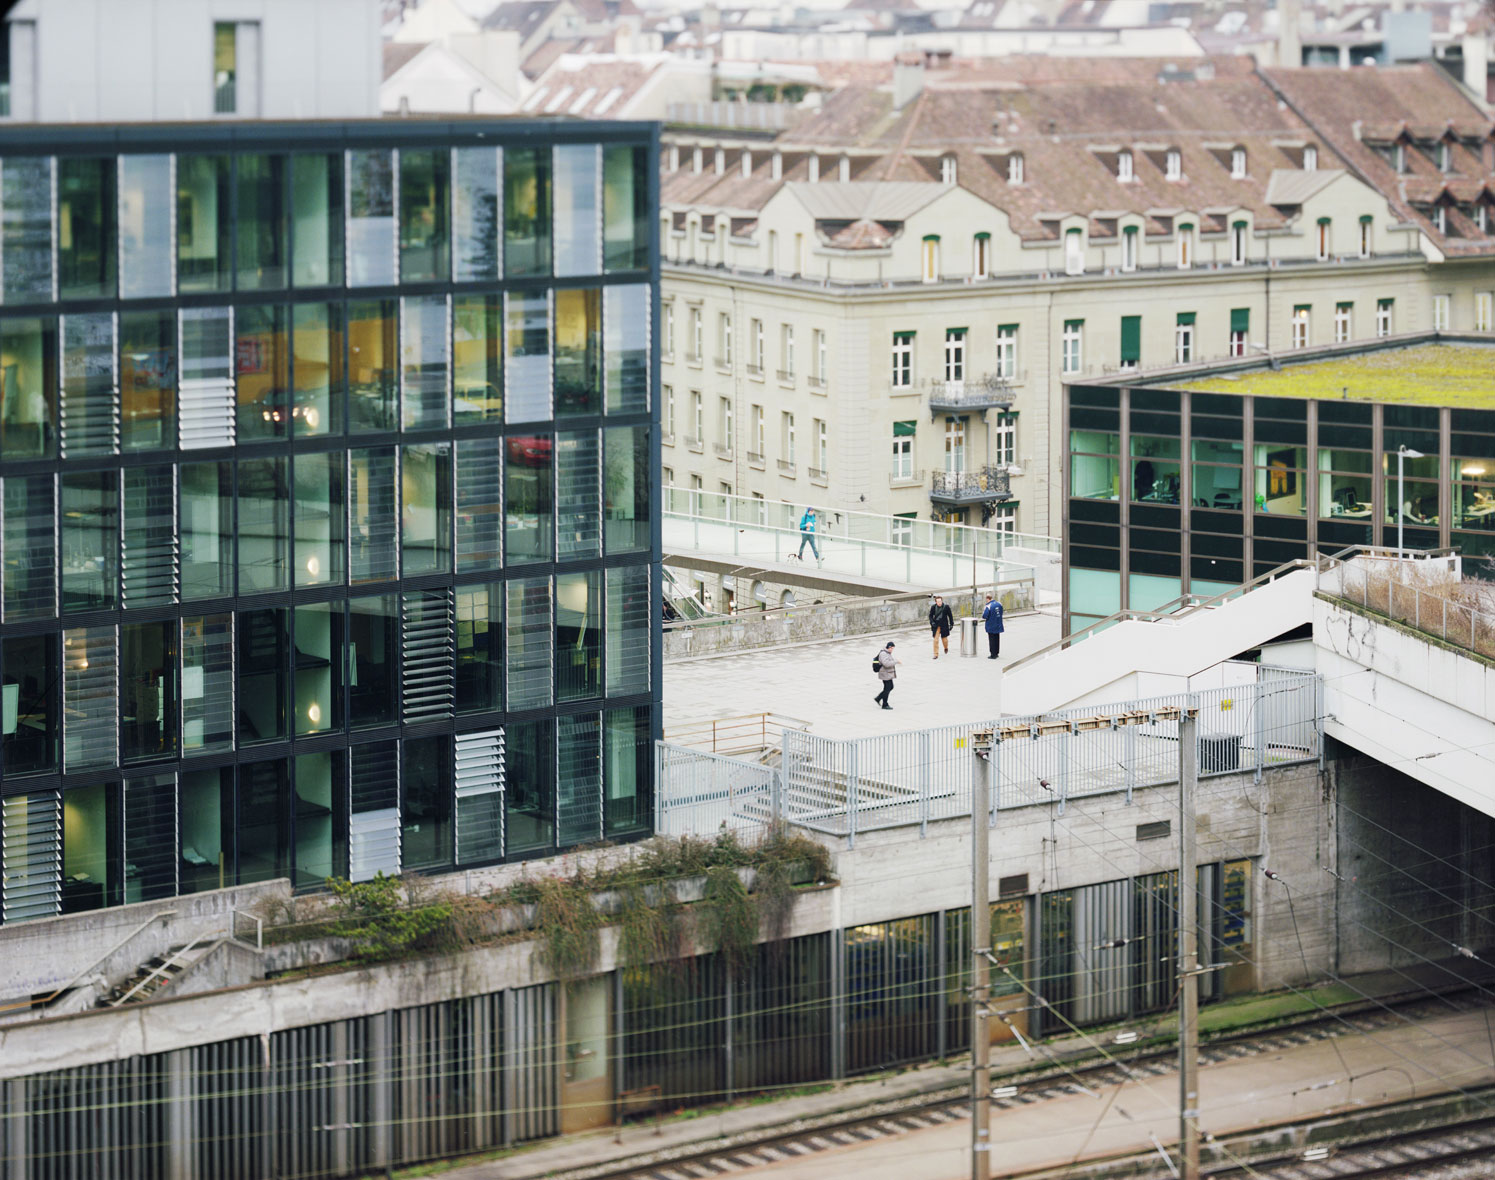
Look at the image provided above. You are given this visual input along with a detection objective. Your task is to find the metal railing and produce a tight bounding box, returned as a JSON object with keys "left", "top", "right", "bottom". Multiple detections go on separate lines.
{"left": 663, "top": 711, "right": 812, "bottom": 757}
{"left": 930, "top": 466, "right": 1012, "bottom": 504}
{"left": 1317, "top": 552, "right": 1492, "bottom": 659}
{"left": 927, "top": 373, "right": 1015, "bottom": 411}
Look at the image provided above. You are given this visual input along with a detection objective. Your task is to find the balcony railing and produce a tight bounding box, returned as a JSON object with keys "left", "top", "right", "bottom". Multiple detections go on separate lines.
{"left": 714, "top": 442, "right": 734, "bottom": 459}
{"left": 809, "top": 466, "right": 829, "bottom": 483}
{"left": 685, "top": 435, "right": 704, "bottom": 453}
{"left": 808, "top": 375, "right": 826, "bottom": 391}
{"left": 930, "top": 466, "right": 1012, "bottom": 505}
{"left": 777, "top": 459, "right": 797, "bottom": 475}
{"left": 715, "top": 355, "right": 732, "bottom": 370}
{"left": 928, "top": 373, "right": 1015, "bottom": 416}
{"left": 746, "top": 364, "right": 764, "bottom": 378}
{"left": 746, "top": 450, "right": 765, "bottom": 467}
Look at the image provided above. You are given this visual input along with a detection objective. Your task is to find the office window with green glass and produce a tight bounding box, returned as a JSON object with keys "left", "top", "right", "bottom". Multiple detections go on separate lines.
{"left": 2, "top": 633, "right": 58, "bottom": 774}
{"left": 3, "top": 475, "right": 55, "bottom": 620}
{"left": 557, "top": 430, "right": 600, "bottom": 560}
{"left": 1452, "top": 415, "right": 1495, "bottom": 530}
{"left": 238, "top": 758, "right": 290, "bottom": 884}
{"left": 237, "top": 610, "right": 288, "bottom": 745}
{"left": 553, "top": 144, "right": 601, "bottom": 278}
{"left": 605, "top": 563, "right": 649, "bottom": 696}
{"left": 604, "top": 705, "right": 650, "bottom": 833}
{"left": 180, "top": 767, "right": 233, "bottom": 893}
{"left": 1383, "top": 449, "right": 1440, "bottom": 527}
{"left": 176, "top": 154, "right": 232, "bottom": 293}
{"left": 348, "top": 299, "right": 397, "bottom": 433}
{"left": 60, "top": 312, "right": 117, "bottom": 457}
{"left": 180, "top": 462, "right": 232, "bottom": 599}
{"left": 1253, "top": 444, "right": 1308, "bottom": 515}
{"left": 237, "top": 303, "right": 289, "bottom": 440}
{"left": 122, "top": 466, "right": 177, "bottom": 609}
{"left": 1, "top": 157, "right": 50, "bottom": 304}
{"left": 0, "top": 315, "right": 56, "bottom": 459}
{"left": 1131, "top": 436, "right": 1180, "bottom": 503}
{"left": 61, "top": 471, "right": 117, "bottom": 613}
{"left": 294, "top": 603, "right": 342, "bottom": 737}
{"left": 504, "top": 147, "right": 551, "bottom": 277}
{"left": 604, "top": 425, "right": 648, "bottom": 553}
{"left": 350, "top": 447, "right": 397, "bottom": 583}
{"left": 1318, "top": 447, "right": 1374, "bottom": 519}
{"left": 604, "top": 284, "right": 649, "bottom": 413}
{"left": 506, "top": 717, "right": 555, "bottom": 853}
{"left": 237, "top": 154, "right": 288, "bottom": 290}
{"left": 399, "top": 149, "right": 450, "bottom": 282}
{"left": 61, "top": 782, "right": 117, "bottom": 913}
{"left": 507, "top": 576, "right": 552, "bottom": 710}
{"left": 238, "top": 456, "right": 290, "bottom": 592}
{"left": 401, "top": 442, "right": 451, "bottom": 575}
{"left": 456, "top": 437, "right": 502, "bottom": 572}
{"left": 182, "top": 614, "right": 233, "bottom": 753}
{"left": 506, "top": 431, "right": 553, "bottom": 565}
{"left": 456, "top": 584, "right": 503, "bottom": 715}
{"left": 1069, "top": 431, "right": 1120, "bottom": 500}
{"left": 119, "top": 154, "right": 173, "bottom": 300}
{"left": 292, "top": 301, "right": 342, "bottom": 436}
{"left": 1190, "top": 439, "right": 1244, "bottom": 509}
{"left": 294, "top": 751, "right": 346, "bottom": 887}
{"left": 555, "top": 288, "right": 602, "bottom": 415}
{"left": 58, "top": 158, "right": 116, "bottom": 300}
{"left": 347, "top": 149, "right": 396, "bottom": 287}
{"left": 453, "top": 145, "right": 501, "bottom": 281}
{"left": 120, "top": 620, "right": 177, "bottom": 763}
{"left": 348, "top": 595, "right": 399, "bottom": 728}
{"left": 557, "top": 571, "right": 600, "bottom": 702}
{"left": 603, "top": 144, "right": 649, "bottom": 273}
{"left": 291, "top": 152, "right": 343, "bottom": 287}
{"left": 401, "top": 294, "right": 450, "bottom": 431}
{"left": 402, "top": 735, "right": 452, "bottom": 871}
{"left": 454, "top": 294, "right": 502, "bottom": 424}
{"left": 295, "top": 451, "right": 344, "bottom": 587}
{"left": 120, "top": 309, "right": 175, "bottom": 452}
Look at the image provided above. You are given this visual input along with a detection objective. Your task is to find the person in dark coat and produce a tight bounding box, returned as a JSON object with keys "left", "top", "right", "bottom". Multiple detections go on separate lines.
{"left": 981, "top": 592, "right": 1005, "bottom": 660}
{"left": 928, "top": 595, "right": 954, "bottom": 658}
{"left": 873, "top": 642, "right": 897, "bottom": 709}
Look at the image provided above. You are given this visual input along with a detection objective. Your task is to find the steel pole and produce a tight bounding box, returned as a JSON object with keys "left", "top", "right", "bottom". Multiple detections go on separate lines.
{"left": 1397, "top": 446, "right": 1405, "bottom": 561}
{"left": 1178, "top": 712, "right": 1200, "bottom": 1180}
{"left": 971, "top": 747, "right": 992, "bottom": 1180}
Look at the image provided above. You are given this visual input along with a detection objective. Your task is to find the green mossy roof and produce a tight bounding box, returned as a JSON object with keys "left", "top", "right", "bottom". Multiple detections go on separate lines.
{"left": 1161, "top": 343, "right": 1495, "bottom": 407}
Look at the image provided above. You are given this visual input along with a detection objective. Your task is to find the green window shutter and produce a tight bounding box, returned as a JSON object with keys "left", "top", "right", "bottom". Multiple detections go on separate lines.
{"left": 1230, "top": 308, "right": 1250, "bottom": 333}
{"left": 1176, "top": 312, "right": 1196, "bottom": 326}
{"left": 1294, "top": 304, "right": 1311, "bottom": 314}
{"left": 893, "top": 420, "right": 917, "bottom": 437}
{"left": 1064, "top": 318, "right": 1084, "bottom": 330}
{"left": 1120, "top": 316, "right": 1141, "bottom": 364}
{"left": 894, "top": 330, "right": 915, "bottom": 339}
{"left": 1317, "top": 216, "right": 1331, "bottom": 225}
{"left": 1337, "top": 301, "right": 1352, "bottom": 311}
{"left": 1359, "top": 214, "right": 1373, "bottom": 223}
{"left": 974, "top": 231, "right": 991, "bottom": 240}
{"left": 1378, "top": 298, "right": 1394, "bottom": 308}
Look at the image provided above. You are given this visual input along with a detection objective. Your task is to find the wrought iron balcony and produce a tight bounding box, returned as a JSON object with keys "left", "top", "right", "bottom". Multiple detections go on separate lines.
{"left": 930, "top": 466, "right": 1012, "bottom": 505}
{"left": 927, "top": 373, "right": 1015, "bottom": 416}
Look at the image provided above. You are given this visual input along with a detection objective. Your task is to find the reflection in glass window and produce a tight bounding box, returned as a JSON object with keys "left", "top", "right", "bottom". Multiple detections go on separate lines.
{"left": 348, "top": 299, "right": 397, "bottom": 433}
{"left": 238, "top": 154, "right": 288, "bottom": 289}
{"left": 456, "top": 437, "right": 502, "bottom": 572}
{"left": 119, "top": 154, "right": 174, "bottom": 299}
{"left": 0, "top": 316, "right": 57, "bottom": 458}
{"left": 1130, "top": 438, "right": 1181, "bottom": 504}
{"left": 347, "top": 149, "right": 396, "bottom": 287}
{"left": 557, "top": 571, "right": 601, "bottom": 702}
{"left": 122, "top": 466, "right": 178, "bottom": 608}
{"left": 181, "top": 768, "right": 233, "bottom": 893}
{"left": 295, "top": 451, "right": 345, "bottom": 587}
{"left": 558, "top": 712, "right": 601, "bottom": 845}
{"left": 61, "top": 471, "right": 117, "bottom": 613}
{"left": 553, "top": 144, "right": 601, "bottom": 277}
{"left": 507, "top": 577, "right": 552, "bottom": 710}
{"left": 456, "top": 584, "right": 503, "bottom": 714}
{"left": 64, "top": 628, "right": 117, "bottom": 771}
{"left": 1253, "top": 445, "right": 1308, "bottom": 516}
{"left": 180, "top": 462, "right": 232, "bottom": 599}
{"left": 555, "top": 288, "right": 601, "bottom": 415}
{"left": 402, "top": 735, "right": 452, "bottom": 871}
{"left": 454, "top": 294, "right": 502, "bottom": 424}
{"left": 506, "top": 717, "right": 555, "bottom": 853}
{"left": 60, "top": 312, "right": 118, "bottom": 457}
{"left": 121, "top": 620, "right": 177, "bottom": 763}
{"left": 505, "top": 290, "right": 552, "bottom": 423}
{"left": 182, "top": 614, "right": 234, "bottom": 754}
{"left": 3, "top": 475, "right": 55, "bottom": 619}
{"left": 453, "top": 145, "right": 501, "bottom": 281}
{"left": 504, "top": 147, "right": 550, "bottom": 276}
{"left": 401, "top": 295, "right": 450, "bottom": 431}
{"left": 350, "top": 448, "right": 397, "bottom": 583}
{"left": 238, "top": 759, "right": 290, "bottom": 883}
{"left": 295, "top": 751, "right": 346, "bottom": 887}
{"left": 2, "top": 156, "right": 53, "bottom": 303}
{"left": 58, "top": 158, "right": 116, "bottom": 300}
{"left": 177, "top": 155, "right": 232, "bottom": 293}
{"left": 399, "top": 149, "right": 450, "bottom": 282}
{"left": 604, "top": 284, "right": 649, "bottom": 413}
{"left": 603, "top": 144, "right": 649, "bottom": 273}
{"left": 295, "top": 603, "right": 342, "bottom": 736}
{"left": 505, "top": 430, "right": 553, "bottom": 564}
{"left": 292, "top": 301, "right": 341, "bottom": 436}
{"left": 557, "top": 430, "right": 600, "bottom": 560}
{"left": 606, "top": 563, "right": 649, "bottom": 696}
{"left": 291, "top": 153, "right": 344, "bottom": 287}
{"left": 237, "top": 610, "right": 288, "bottom": 745}
{"left": 401, "top": 442, "right": 452, "bottom": 575}
{"left": 61, "top": 782, "right": 116, "bottom": 913}
{"left": 349, "top": 596, "right": 399, "bottom": 729}
{"left": 236, "top": 303, "right": 289, "bottom": 440}
{"left": 2, "top": 633, "right": 58, "bottom": 774}
{"left": 238, "top": 456, "right": 290, "bottom": 592}
{"left": 604, "top": 425, "right": 649, "bottom": 553}
{"left": 179, "top": 306, "right": 235, "bottom": 449}
{"left": 604, "top": 706, "right": 650, "bottom": 834}
{"left": 120, "top": 309, "right": 176, "bottom": 451}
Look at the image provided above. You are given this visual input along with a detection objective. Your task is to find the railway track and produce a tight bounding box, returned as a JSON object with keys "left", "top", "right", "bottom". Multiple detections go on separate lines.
{"left": 549, "top": 990, "right": 1495, "bottom": 1180}
{"left": 1201, "top": 1117, "right": 1495, "bottom": 1179}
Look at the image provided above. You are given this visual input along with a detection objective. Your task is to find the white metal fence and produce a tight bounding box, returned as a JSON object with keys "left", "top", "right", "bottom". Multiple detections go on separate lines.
{"left": 1318, "top": 554, "right": 1495, "bottom": 661}
{"left": 656, "top": 669, "right": 1323, "bottom": 841}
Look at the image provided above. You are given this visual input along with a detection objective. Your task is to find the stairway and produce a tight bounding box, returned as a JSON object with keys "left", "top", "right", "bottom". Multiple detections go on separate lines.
{"left": 99, "top": 936, "right": 211, "bottom": 1008}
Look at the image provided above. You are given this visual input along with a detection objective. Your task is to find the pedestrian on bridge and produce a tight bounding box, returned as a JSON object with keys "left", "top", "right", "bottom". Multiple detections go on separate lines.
{"left": 929, "top": 595, "right": 953, "bottom": 658}
{"left": 797, "top": 507, "right": 822, "bottom": 566}
{"left": 982, "top": 592, "right": 1005, "bottom": 659}
{"left": 873, "top": 641, "right": 897, "bottom": 709}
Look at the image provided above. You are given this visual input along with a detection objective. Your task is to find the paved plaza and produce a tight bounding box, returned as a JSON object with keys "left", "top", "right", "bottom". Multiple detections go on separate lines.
{"left": 663, "top": 608, "right": 1062, "bottom": 740}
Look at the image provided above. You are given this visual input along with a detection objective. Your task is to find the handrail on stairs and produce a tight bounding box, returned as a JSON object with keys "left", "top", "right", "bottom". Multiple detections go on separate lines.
{"left": 0, "top": 908, "right": 179, "bottom": 1015}
{"left": 107, "top": 932, "right": 212, "bottom": 1008}
{"left": 1006, "top": 545, "right": 1459, "bottom": 676}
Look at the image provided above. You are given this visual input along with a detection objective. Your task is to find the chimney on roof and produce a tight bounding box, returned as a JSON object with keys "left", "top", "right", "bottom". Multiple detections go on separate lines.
{"left": 1278, "top": 0, "right": 1302, "bottom": 67}
{"left": 894, "top": 52, "right": 924, "bottom": 111}
{"left": 1461, "top": 32, "right": 1489, "bottom": 105}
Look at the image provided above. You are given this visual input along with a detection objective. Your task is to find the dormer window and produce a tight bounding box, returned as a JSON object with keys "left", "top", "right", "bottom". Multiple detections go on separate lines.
{"left": 1317, "top": 218, "right": 1331, "bottom": 261}
{"left": 741, "top": 151, "right": 752, "bottom": 178}
{"left": 1165, "top": 150, "right": 1182, "bottom": 181}
{"left": 668, "top": 145, "right": 680, "bottom": 171}
{"left": 808, "top": 155, "right": 820, "bottom": 183}
{"left": 1064, "top": 228, "right": 1085, "bottom": 276}
{"left": 771, "top": 152, "right": 782, "bottom": 180}
{"left": 715, "top": 148, "right": 725, "bottom": 175}
{"left": 1437, "top": 141, "right": 1451, "bottom": 172}
{"left": 1303, "top": 145, "right": 1318, "bottom": 172}
{"left": 1479, "top": 205, "right": 1489, "bottom": 234}
{"left": 692, "top": 147, "right": 703, "bottom": 174}
{"left": 973, "top": 232, "right": 991, "bottom": 278}
{"left": 1231, "top": 220, "right": 1247, "bottom": 265}
{"left": 1230, "top": 148, "right": 1247, "bottom": 179}
{"left": 839, "top": 156, "right": 851, "bottom": 182}
{"left": 1434, "top": 206, "right": 1447, "bottom": 234}
{"left": 1007, "top": 153, "right": 1024, "bottom": 184}
{"left": 1359, "top": 215, "right": 1372, "bottom": 258}
{"left": 922, "top": 235, "right": 941, "bottom": 282}
{"left": 1176, "top": 222, "right": 1194, "bottom": 269}
{"left": 940, "top": 155, "right": 957, "bottom": 185}
{"left": 1121, "top": 225, "right": 1138, "bottom": 272}
{"left": 1117, "top": 150, "right": 1134, "bottom": 182}
{"left": 1394, "top": 143, "right": 1406, "bottom": 174}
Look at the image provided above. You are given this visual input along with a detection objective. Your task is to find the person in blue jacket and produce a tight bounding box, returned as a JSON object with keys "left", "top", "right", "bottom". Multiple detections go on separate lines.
{"left": 797, "top": 507, "right": 822, "bottom": 566}
{"left": 981, "top": 592, "right": 1005, "bottom": 659}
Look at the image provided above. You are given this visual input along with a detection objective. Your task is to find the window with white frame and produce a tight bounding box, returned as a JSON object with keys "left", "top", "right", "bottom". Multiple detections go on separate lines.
{"left": 718, "top": 313, "right": 732, "bottom": 365}
{"left": 662, "top": 466, "right": 673, "bottom": 486}
{"left": 922, "top": 236, "right": 940, "bottom": 282}
{"left": 814, "top": 329, "right": 827, "bottom": 384}
{"left": 1376, "top": 299, "right": 1394, "bottom": 338}
{"left": 782, "top": 412, "right": 796, "bottom": 464}
{"left": 751, "top": 318, "right": 764, "bottom": 372}
{"left": 993, "top": 412, "right": 1017, "bottom": 467}
{"left": 944, "top": 328, "right": 966, "bottom": 384}
{"left": 1062, "top": 319, "right": 1083, "bottom": 374}
{"left": 1359, "top": 217, "right": 1372, "bottom": 258}
{"left": 940, "top": 155, "right": 957, "bottom": 185}
{"left": 1064, "top": 228, "right": 1085, "bottom": 275}
{"left": 1117, "top": 150, "right": 1134, "bottom": 182}
{"left": 213, "top": 21, "right": 258, "bottom": 116}
{"left": 1007, "top": 153, "right": 1024, "bottom": 184}
{"left": 1174, "top": 314, "right": 1195, "bottom": 364}
{"left": 752, "top": 492, "right": 766, "bottom": 523}
{"left": 779, "top": 324, "right": 794, "bottom": 378}
{"left": 1434, "top": 206, "right": 1448, "bottom": 234}
{"left": 986, "top": 503, "right": 1017, "bottom": 536}
{"left": 943, "top": 417, "right": 965, "bottom": 473}
{"left": 1437, "top": 141, "right": 1451, "bottom": 172}
{"left": 815, "top": 419, "right": 828, "bottom": 471}
{"left": 1231, "top": 220, "right": 1247, "bottom": 266}
{"left": 1176, "top": 223, "right": 1194, "bottom": 269}
{"left": 1477, "top": 292, "right": 1493, "bottom": 333}
{"left": 1291, "top": 305, "right": 1310, "bottom": 349}
{"left": 1334, "top": 302, "right": 1352, "bottom": 343}
{"left": 663, "top": 303, "right": 675, "bottom": 357}
{"left": 1230, "top": 147, "right": 1247, "bottom": 179}
{"left": 1394, "top": 143, "right": 1406, "bottom": 173}
{"left": 793, "top": 232, "right": 805, "bottom": 275}
{"left": 1121, "top": 226, "right": 1138, "bottom": 272}
{"left": 1316, "top": 219, "right": 1331, "bottom": 261}
{"left": 1165, "top": 149, "right": 1182, "bottom": 181}
{"left": 663, "top": 385, "right": 675, "bottom": 435}
{"left": 1303, "top": 145, "right": 1318, "bottom": 171}
{"left": 1478, "top": 205, "right": 1489, "bottom": 234}
{"left": 752, "top": 404, "right": 764, "bottom": 455}
{"left": 891, "top": 332, "right": 914, "bottom": 387}
{"left": 892, "top": 422, "right": 915, "bottom": 479}
{"left": 719, "top": 397, "right": 733, "bottom": 450}
{"left": 767, "top": 229, "right": 778, "bottom": 272}
{"left": 996, "top": 325, "right": 1018, "bottom": 379}
{"left": 1433, "top": 293, "right": 1450, "bottom": 330}
{"left": 973, "top": 233, "right": 990, "bottom": 278}
{"left": 1229, "top": 309, "right": 1249, "bottom": 357}
{"left": 688, "top": 390, "right": 703, "bottom": 439}
{"left": 689, "top": 307, "right": 703, "bottom": 361}
{"left": 892, "top": 512, "right": 915, "bottom": 546}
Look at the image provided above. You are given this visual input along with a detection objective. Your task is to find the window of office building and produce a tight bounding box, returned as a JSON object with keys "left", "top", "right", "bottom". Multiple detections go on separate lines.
{"left": 1070, "top": 430, "right": 1120, "bottom": 500}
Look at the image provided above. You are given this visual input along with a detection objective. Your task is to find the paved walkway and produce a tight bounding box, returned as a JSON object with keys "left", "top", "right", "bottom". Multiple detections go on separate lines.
{"left": 663, "top": 610, "right": 1062, "bottom": 740}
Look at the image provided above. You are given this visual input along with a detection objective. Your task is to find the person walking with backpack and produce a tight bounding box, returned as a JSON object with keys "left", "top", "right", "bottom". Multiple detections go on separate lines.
{"left": 797, "top": 507, "right": 822, "bottom": 566}
{"left": 928, "top": 595, "right": 954, "bottom": 658}
{"left": 873, "top": 641, "right": 897, "bottom": 709}
{"left": 981, "top": 592, "right": 1005, "bottom": 659}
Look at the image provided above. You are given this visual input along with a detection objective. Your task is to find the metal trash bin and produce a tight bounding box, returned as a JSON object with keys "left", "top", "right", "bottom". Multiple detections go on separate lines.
{"left": 1199, "top": 733, "right": 1241, "bottom": 774}
{"left": 960, "top": 615, "right": 980, "bottom": 658}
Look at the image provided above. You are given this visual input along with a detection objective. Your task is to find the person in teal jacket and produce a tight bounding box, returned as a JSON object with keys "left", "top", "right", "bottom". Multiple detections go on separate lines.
{"left": 797, "top": 508, "right": 822, "bottom": 565}
{"left": 981, "top": 592, "right": 1005, "bottom": 659}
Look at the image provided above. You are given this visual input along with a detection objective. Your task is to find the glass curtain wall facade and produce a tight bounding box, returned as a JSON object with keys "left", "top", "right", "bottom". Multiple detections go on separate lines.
{"left": 1065, "top": 381, "right": 1495, "bottom": 631}
{"left": 0, "top": 121, "right": 660, "bottom": 924}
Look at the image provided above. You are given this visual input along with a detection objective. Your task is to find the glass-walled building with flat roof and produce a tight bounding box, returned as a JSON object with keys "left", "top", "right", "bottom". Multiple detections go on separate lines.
{"left": 0, "top": 119, "right": 660, "bottom": 924}
{"left": 1064, "top": 337, "right": 1495, "bottom": 633}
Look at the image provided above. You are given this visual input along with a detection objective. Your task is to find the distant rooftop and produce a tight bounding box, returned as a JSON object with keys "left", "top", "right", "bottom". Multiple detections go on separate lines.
{"left": 1155, "top": 340, "right": 1495, "bottom": 408}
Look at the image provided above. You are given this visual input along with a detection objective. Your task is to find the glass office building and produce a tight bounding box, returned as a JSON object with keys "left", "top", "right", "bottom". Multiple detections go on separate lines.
{"left": 1065, "top": 339, "right": 1495, "bottom": 632}
{"left": 0, "top": 120, "right": 660, "bottom": 924}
